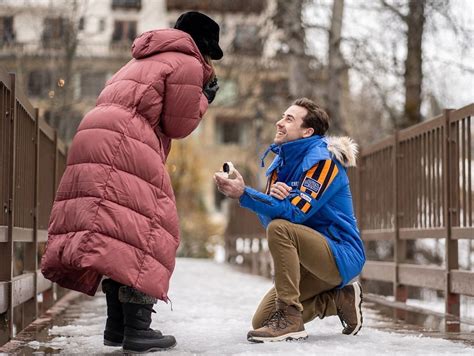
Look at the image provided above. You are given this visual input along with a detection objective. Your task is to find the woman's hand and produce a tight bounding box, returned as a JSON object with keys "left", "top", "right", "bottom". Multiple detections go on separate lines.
{"left": 203, "top": 77, "right": 219, "bottom": 104}
{"left": 269, "top": 182, "right": 292, "bottom": 200}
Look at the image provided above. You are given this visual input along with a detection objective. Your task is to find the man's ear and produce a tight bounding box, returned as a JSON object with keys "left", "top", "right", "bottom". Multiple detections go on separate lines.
{"left": 303, "top": 127, "right": 314, "bottom": 138}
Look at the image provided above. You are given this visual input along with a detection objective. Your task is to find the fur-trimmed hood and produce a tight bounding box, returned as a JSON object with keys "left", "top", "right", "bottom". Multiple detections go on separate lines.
{"left": 261, "top": 135, "right": 359, "bottom": 175}
{"left": 327, "top": 136, "right": 358, "bottom": 167}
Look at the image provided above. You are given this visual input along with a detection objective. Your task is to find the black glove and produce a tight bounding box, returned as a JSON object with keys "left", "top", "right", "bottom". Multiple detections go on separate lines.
{"left": 203, "top": 77, "right": 219, "bottom": 104}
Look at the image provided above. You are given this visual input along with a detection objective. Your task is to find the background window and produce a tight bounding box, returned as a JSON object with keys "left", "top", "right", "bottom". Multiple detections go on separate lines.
{"left": 261, "top": 79, "right": 287, "bottom": 103}
{"left": 112, "top": 20, "right": 137, "bottom": 43}
{"left": 111, "top": 0, "right": 142, "bottom": 10}
{"left": 0, "top": 16, "right": 14, "bottom": 45}
{"left": 99, "top": 18, "right": 106, "bottom": 32}
{"left": 80, "top": 72, "right": 107, "bottom": 98}
{"left": 233, "top": 24, "right": 262, "bottom": 54}
{"left": 28, "top": 70, "right": 52, "bottom": 97}
{"left": 78, "top": 17, "right": 85, "bottom": 31}
{"left": 216, "top": 120, "right": 249, "bottom": 145}
{"left": 42, "top": 17, "right": 65, "bottom": 45}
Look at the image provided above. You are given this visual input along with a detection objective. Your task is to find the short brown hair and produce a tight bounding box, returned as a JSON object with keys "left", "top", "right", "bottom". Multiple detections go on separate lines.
{"left": 293, "top": 98, "right": 329, "bottom": 135}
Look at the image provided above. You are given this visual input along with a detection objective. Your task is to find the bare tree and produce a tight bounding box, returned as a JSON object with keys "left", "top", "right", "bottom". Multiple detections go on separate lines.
{"left": 349, "top": 0, "right": 470, "bottom": 130}
{"left": 327, "top": 0, "right": 346, "bottom": 133}
{"left": 380, "top": 0, "right": 425, "bottom": 128}
{"left": 46, "top": 0, "right": 84, "bottom": 137}
{"left": 272, "top": 0, "right": 313, "bottom": 99}
{"left": 58, "top": 2, "right": 81, "bottom": 123}
{"left": 403, "top": 0, "right": 425, "bottom": 128}
{"left": 269, "top": 0, "right": 349, "bottom": 133}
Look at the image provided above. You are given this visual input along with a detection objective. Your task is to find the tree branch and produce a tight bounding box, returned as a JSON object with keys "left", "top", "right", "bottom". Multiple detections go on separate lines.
{"left": 379, "top": 0, "right": 407, "bottom": 22}
{"left": 350, "top": 60, "right": 401, "bottom": 128}
{"left": 302, "top": 22, "right": 329, "bottom": 32}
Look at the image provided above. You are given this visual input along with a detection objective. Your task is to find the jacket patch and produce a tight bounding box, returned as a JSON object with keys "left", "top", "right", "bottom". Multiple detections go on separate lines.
{"left": 302, "top": 177, "right": 321, "bottom": 194}
{"left": 301, "top": 160, "right": 339, "bottom": 200}
{"left": 300, "top": 192, "right": 312, "bottom": 203}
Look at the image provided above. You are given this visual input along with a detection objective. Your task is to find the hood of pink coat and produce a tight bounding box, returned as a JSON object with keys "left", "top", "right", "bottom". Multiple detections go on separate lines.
{"left": 132, "top": 29, "right": 213, "bottom": 83}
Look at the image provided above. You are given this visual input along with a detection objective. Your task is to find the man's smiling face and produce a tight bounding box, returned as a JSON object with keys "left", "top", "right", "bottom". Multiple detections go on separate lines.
{"left": 274, "top": 105, "right": 313, "bottom": 144}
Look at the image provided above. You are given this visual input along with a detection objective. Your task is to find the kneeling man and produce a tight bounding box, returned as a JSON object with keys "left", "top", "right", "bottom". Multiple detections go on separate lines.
{"left": 214, "top": 98, "right": 366, "bottom": 342}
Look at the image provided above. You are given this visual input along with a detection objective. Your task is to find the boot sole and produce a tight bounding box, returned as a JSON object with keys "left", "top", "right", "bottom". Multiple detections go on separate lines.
{"left": 248, "top": 330, "right": 308, "bottom": 343}
{"left": 348, "top": 282, "right": 363, "bottom": 336}
{"left": 122, "top": 341, "right": 177, "bottom": 353}
{"left": 104, "top": 339, "right": 122, "bottom": 347}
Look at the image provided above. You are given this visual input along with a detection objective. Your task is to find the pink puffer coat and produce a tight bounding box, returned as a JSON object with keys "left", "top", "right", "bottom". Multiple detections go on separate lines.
{"left": 41, "top": 29, "right": 212, "bottom": 300}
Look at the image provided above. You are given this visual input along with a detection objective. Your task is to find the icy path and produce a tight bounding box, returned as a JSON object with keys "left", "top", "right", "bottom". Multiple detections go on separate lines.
{"left": 31, "top": 259, "right": 472, "bottom": 355}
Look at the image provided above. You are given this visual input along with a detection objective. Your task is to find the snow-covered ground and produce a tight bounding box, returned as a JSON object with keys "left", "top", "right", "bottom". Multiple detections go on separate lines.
{"left": 28, "top": 258, "right": 472, "bottom": 355}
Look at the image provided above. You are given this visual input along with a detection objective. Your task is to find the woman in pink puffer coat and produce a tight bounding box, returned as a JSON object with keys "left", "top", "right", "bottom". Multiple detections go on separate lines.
{"left": 41, "top": 12, "right": 222, "bottom": 353}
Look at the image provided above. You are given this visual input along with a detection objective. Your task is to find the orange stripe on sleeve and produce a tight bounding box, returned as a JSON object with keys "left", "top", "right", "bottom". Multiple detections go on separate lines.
{"left": 301, "top": 202, "right": 311, "bottom": 213}
{"left": 271, "top": 171, "right": 278, "bottom": 185}
{"left": 317, "top": 160, "right": 331, "bottom": 185}
{"left": 326, "top": 165, "right": 339, "bottom": 188}
{"left": 265, "top": 171, "right": 278, "bottom": 194}
{"left": 291, "top": 196, "right": 302, "bottom": 206}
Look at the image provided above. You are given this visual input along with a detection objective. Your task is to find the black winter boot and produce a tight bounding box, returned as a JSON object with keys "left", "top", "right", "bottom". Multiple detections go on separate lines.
{"left": 101, "top": 279, "right": 124, "bottom": 346}
{"left": 119, "top": 286, "right": 176, "bottom": 353}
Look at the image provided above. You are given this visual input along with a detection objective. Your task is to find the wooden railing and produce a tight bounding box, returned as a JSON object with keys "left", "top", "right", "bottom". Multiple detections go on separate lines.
{"left": 349, "top": 105, "right": 474, "bottom": 332}
{"left": 225, "top": 104, "right": 473, "bottom": 332}
{"left": 0, "top": 67, "right": 68, "bottom": 345}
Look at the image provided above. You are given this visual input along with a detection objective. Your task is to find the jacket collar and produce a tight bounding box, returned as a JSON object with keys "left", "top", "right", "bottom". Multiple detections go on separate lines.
{"left": 261, "top": 135, "right": 331, "bottom": 176}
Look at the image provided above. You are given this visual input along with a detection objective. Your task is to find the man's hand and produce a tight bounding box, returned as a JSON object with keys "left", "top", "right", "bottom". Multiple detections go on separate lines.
{"left": 269, "top": 182, "right": 292, "bottom": 200}
{"left": 214, "top": 168, "right": 245, "bottom": 199}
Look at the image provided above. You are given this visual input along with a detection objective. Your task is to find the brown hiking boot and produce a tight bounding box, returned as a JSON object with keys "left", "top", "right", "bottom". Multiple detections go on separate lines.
{"left": 335, "top": 281, "right": 363, "bottom": 335}
{"left": 247, "top": 300, "right": 308, "bottom": 343}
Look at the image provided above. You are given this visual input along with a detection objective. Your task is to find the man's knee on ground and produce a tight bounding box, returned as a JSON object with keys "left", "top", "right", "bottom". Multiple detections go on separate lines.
{"left": 267, "top": 219, "right": 292, "bottom": 246}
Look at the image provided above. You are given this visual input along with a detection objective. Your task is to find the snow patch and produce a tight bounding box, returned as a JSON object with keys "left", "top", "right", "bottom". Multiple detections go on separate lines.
{"left": 31, "top": 259, "right": 472, "bottom": 355}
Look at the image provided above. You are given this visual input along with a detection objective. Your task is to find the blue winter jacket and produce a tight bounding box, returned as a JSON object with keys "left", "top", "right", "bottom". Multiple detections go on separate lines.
{"left": 239, "top": 135, "right": 366, "bottom": 287}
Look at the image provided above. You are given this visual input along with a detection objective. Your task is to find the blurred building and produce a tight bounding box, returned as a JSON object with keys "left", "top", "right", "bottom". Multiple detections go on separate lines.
{"left": 166, "top": 0, "right": 328, "bottom": 221}
{"left": 0, "top": 0, "right": 344, "bottom": 228}
{"left": 0, "top": 0, "right": 167, "bottom": 141}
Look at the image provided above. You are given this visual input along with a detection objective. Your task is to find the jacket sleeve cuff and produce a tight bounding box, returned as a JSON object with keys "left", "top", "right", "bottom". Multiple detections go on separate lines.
{"left": 239, "top": 186, "right": 254, "bottom": 208}
{"left": 239, "top": 186, "right": 272, "bottom": 210}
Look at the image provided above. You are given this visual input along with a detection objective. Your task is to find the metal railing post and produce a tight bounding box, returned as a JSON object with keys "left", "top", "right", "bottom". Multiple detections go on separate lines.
{"left": 5, "top": 73, "right": 16, "bottom": 341}
{"left": 443, "top": 109, "right": 460, "bottom": 332}
{"left": 393, "top": 131, "right": 407, "bottom": 317}
{"left": 356, "top": 150, "right": 365, "bottom": 287}
{"left": 22, "top": 108, "right": 40, "bottom": 326}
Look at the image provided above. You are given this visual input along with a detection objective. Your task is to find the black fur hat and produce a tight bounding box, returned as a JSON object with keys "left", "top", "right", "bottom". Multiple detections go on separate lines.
{"left": 174, "top": 11, "right": 223, "bottom": 60}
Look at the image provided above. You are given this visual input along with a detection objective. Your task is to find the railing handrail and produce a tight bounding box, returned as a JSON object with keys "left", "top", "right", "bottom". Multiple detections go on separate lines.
{"left": 360, "top": 103, "right": 472, "bottom": 157}
{"left": 0, "top": 65, "right": 68, "bottom": 346}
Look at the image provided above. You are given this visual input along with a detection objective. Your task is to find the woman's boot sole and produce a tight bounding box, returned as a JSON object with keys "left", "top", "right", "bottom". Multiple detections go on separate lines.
{"left": 104, "top": 339, "right": 122, "bottom": 347}
{"left": 122, "top": 341, "right": 177, "bottom": 353}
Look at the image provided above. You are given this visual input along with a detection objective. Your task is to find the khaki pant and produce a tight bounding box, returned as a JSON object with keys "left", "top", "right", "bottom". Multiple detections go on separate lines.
{"left": 252, "top": 219, "right": 342, "bottom": 329}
